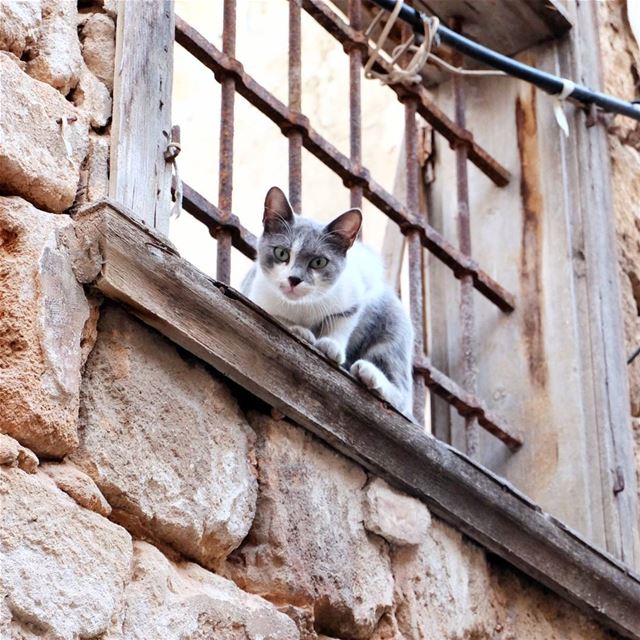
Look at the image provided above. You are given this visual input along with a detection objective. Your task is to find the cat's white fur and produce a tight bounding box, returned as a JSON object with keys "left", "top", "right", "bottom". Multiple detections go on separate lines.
{"left": 244, "top": 241, "right": 400, "bottom": 400}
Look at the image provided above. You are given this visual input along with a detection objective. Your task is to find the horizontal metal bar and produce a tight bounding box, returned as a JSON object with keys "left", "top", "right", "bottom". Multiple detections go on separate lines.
{"left": 178, "top": 180, "right": 257, "bottom": 260}
{"left": 414, "top": 357, "right": 522, "bottom": 450}
{"left": 369, "top": 0, "right": 640, "bottom": 122}
{"left": 301, "top": 0, "right": 510, "bottom": 187}
{"left": 174, "top": 15, "right": 515, "bottom": 312}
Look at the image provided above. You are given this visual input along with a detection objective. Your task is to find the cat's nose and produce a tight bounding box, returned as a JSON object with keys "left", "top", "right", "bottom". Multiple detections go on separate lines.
{"left": 288, "top": 276, "right": 302, "bottom": 288}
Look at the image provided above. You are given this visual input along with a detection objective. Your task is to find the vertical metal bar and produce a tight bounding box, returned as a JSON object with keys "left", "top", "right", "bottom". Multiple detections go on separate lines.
{"left": 452, "top": 19, "right": 479, "bottom": 456}
{"left": 405, "top": 100, "right": 426, "bottom": 425}
{"left": 396, "top": 21, "right": 426, "bottom": 425}
{"left": 216, "top": 0, "right": 236, "bottom": 284}
{"left": 289, "top": 0, "right": 303, "bottom": 213}
{"left": 348, "top": 0, "right": 363, "bottom": 210}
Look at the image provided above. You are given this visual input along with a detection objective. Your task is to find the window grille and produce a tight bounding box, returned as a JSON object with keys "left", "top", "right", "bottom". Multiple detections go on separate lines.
{"left": 172, "top": 0, "right": 522, "bottom": 453}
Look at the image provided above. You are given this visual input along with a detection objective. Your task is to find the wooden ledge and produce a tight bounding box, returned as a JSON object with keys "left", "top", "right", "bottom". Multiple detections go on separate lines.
{"left": 68, "top": 199, "right": 640, "bottom": 640}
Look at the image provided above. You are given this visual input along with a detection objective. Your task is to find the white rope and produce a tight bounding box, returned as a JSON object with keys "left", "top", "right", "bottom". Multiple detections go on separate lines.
{"left": 363, "top": 3, "right": 506, "bottom": 87}
{"left": 165, "top": 141, "right": 183, "bottom": 219}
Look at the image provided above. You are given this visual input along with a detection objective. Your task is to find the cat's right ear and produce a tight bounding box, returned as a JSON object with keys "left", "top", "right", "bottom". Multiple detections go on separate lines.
{"left": 263, "top": 186, "right": 294, "bottom": 233}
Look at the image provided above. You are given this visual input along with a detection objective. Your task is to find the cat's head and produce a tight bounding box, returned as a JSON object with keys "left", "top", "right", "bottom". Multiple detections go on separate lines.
{"left": 257, "top": 186, "right": 362, "bottom": 303}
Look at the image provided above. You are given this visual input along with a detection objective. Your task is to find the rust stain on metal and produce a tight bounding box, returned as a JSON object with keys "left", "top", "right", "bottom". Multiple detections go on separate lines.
{"left": 288, "top": 0, "right": 303, "bottom": 212}
{"left": 216, "top": 0, "right": 237, "bottom": 284}
{"left": 348, "top": 0, "right": 363, "bottom": 210}
{"left": 516, "top": 85, "right": 548, "bottom": 388}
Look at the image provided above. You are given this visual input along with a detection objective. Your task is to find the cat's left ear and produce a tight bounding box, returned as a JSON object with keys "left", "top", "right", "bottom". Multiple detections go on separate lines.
{"left": 325, "top": 209, "right": 362, "bottom": 250}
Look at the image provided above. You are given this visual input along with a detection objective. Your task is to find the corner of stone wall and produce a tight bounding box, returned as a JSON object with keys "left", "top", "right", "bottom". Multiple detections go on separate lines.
{"left": 0, "top": 0, "right": 114, "bottom": 459}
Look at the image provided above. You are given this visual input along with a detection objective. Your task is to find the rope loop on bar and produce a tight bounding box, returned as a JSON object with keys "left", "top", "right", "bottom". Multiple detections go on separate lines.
{"left": 165, "top": 141, "right": 183, "bottom": 219}
{"left": 363, "top": 2, "right": 506, "bottom": 87}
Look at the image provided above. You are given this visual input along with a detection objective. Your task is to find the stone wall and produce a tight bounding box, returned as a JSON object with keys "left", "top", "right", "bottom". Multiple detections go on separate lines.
{"left": 0, "top": 1, "right": 630, "bottom": 638}
{"left": 597, "top": 0, "right": 640, "bottom": 511}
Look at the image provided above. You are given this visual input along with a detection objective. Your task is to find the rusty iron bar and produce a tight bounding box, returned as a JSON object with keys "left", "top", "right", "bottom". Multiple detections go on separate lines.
{"left": 179, "top": 181, "right": 257, "bottom": 260}
{"left": 216, "top": 0, "right": 236, "bottom": 284}
{"left": 288, "top": 0, "right": 303, "bottom": 212}
{"left": 300, "top": 0, "right": 510, "bottom": 188}
{"left": 414, "top": 357, "right": 522, "bottom": 450}
{"left": 347, "top": 0, "right": 364, "bottom": 210}
{"left": 451, "top": 20, "right": 479, "bottom": 457}
{"left": 175, "top": 16, "right": 514, "bottom": 312}
{"left": 403, "top": 96, "right": 426, "bottom": 425}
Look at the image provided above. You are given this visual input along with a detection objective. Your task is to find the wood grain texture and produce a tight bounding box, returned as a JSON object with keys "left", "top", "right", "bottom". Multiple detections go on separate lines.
{"left": 428, "top": 4, "right": 640, "bottom": 571}
{"left": 109, "top": 0, "right": 175, "bottom": 234}
{"left": 70, "top": 199, "right": 640, "bottom": 640}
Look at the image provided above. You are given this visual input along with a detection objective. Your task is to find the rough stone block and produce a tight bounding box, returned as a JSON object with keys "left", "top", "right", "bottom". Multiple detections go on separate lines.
{"left": 80, "top": 13, "right": 115, "bottom": 92}
{"left": 71, "top": 304, "right": 258, "bottom": 570}
{"left": 363, "top": 477, "right": 431, "bottom": 546}
{"left": 108, "top": 541, "right": 299, "bottom": 639}
{"left": 26, "top": 0, "right": 82, "bottom": 95}
{"left": 0, "top": 196, "right": 89, "bottom": 458}
{"left": 42, "top": 461, "right": 111, "bottom": 517}
{"left": 0, "top": 0, "right": 41, "bottom": 58}
{"left": 225, "top": 415, "right": 394, "bottom": 639}
{"left": 0, "top": 54, "right": 89, "bottom": 213}
{"left": 72, "top": 62, "right": 111, "bottom": 129}
{"left": 489, "top": 559, "right": 617, "bottom": 640}
{"left": 391, "top": 521, "right": 497, "bottom": 639}
{"left": 0, "top": 434, "right": 38, "bottom": 474}
{"left": 0, "top": 467, "right": 132, "bottom": 639}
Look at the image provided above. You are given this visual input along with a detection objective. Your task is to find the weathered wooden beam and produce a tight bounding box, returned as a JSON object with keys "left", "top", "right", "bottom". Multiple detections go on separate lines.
{"left": 68, "top": 200, "right": 640, "bottom": 640}
{"left": 110, "top": 0, "right": 175, "bottom": 234}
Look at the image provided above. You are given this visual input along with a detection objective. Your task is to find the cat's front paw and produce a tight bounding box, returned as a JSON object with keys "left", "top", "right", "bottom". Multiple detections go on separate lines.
{"left": 315, "top": 337, "right": 346, "bottom": 364}
{"left": 351, "top": 359, "right": 385, "bottom": 393}
{"left": 289, "top": 325, "right": 316, "bottom": 343}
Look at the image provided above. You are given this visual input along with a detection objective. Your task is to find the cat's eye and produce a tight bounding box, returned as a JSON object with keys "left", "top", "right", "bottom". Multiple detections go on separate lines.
{"left": 309, "top": 256, "right": 329, "bottom": 269}
{"left": 273, "top": 246, "right": 290, "bottom": 262}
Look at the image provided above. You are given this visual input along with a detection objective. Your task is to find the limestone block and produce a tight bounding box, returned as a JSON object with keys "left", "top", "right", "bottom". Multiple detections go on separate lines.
{"left": 363, "top": 477, "right": 431, "bottom": 546}
{"left": 80, "top": 13, "right": 115, "bottom": 92}
{"left": 42, "top": 461, "right": 111, "bottom": 517}
{"left": 0, "top": 434, "right": 38, "bottom": 474}
{"left": 0, "top": 54, "right": 89, "bottom": 213}
{"left": 391, "top": 521, "right": 498, "bottom": 639}
{"left": 0, "top": 196, "right": 89, "bottom": 458}
{"left": 107, "top": 542, "right": 299, "bottom": 640}
{"left": 490, "top": 560, "right": 617, "bottom": 640}
{"left": 86, "top": 132, "right": 110, "bottom": 201}
{"left": 0, "top": 0, "right": 41, "bottom": 58}
{"left": 71, "top": 304, "right": 258, "bottom": 569}
{"left": 72, "top": 62, "right": 112, "bottom": 129}
{"left": 0, "top": 467, "right": 132, "bottom": 639}
{"left": 26, "top": 0, "right": 82, "bottom": 95}
{"left": 225, "top": 415, "right": 394, "bottom": 639}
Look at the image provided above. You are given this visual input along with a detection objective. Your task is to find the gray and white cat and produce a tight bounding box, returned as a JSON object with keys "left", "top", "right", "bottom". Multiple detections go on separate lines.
{"left": 242, "top": 186, "right": 414, "bottom": 416}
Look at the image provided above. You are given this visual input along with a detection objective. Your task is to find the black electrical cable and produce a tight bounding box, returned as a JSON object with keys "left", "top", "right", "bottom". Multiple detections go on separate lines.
{"left": 369, "top": 0, "right": 640, "bottom": 122}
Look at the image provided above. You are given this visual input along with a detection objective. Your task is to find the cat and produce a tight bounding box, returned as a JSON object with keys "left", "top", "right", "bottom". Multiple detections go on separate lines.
{"left": 241, "top": 186, "right": 414, "bottom": 417}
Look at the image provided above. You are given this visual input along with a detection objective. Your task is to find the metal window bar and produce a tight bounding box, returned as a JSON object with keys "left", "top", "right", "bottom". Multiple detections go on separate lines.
{"left": 172, "top": 1, "right": 523, "bottom": 452}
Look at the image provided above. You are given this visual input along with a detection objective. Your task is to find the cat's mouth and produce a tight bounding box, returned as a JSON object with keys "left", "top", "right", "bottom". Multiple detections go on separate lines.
{"left": 280, "top": 284, "right": 310, "bottom": 300}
